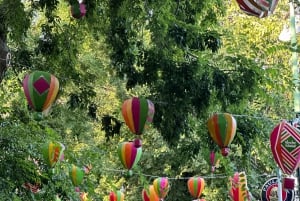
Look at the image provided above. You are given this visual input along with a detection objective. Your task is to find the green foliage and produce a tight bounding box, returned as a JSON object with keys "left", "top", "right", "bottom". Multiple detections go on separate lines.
{"left": 0, "top": 0, "right": 297, "bottom": 200}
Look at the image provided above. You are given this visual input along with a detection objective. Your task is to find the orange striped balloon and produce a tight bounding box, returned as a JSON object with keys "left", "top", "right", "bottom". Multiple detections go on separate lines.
{"left": 142, "top": 185, "right": 159, "bottom": 201}
{"left": 207, "top": 113, "right": 237, "bottom": 156}
{"left": 187, "top": 177, "right": 205, "bottom": 199}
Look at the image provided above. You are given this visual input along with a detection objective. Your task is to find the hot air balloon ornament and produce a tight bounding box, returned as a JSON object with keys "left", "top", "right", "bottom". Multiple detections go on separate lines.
{"left": 270, "top": 120, "right": 300, "bottom": 190}
{"left": 80, "top": 192, "right": 88, "bottom": 201}
{"left": 187, "top": 177, "right": 205, "bottom": 200}
{"left": 235, "top": 0, "right": 279, "bottom": 18}
{"left": 109, "top": 190, "right": 124, "bottom": 201}
{"left": 42, "top": 141, "right": 65, "bottom": 168}
{"left": 70, "top": 0, "right": 86, "bottom": 19}
{"left": 207, "top": 113, "right": 237, "bottom": 157}
{"left": 210, "top": 151, "right": 220, "bottom": 173}
{"left": 142, "top": 185, "right": 159, "bottom": 201}
{"left": 122, "top": 97, "right": 155, "bottom": 137}
{"left": 118, "top": 141, "right": 142, "bottom": 177}
{"left": 153, "top": 177, "right": 169, "bottom": 201}
{"left": 229, "top": 172, "right": 251, "bottom": 201}
{"left": 70, "top": 164, "right": 85, "bottom": 187}
{"left": 23, "top": 71, "right": 59, "bottom": 117}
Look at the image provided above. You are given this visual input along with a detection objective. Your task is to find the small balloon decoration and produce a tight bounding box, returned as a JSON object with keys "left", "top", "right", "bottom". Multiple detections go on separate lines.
{"left": 142, "top": 185, "right": 159, "bottom": 201}
{"left": 153, "top": 177, "right": 169, "bottom": 200}
{"left": 122, "top": 97, "right": 155, "bottom": 135}
{"left": 109, "top": 190, "right": 124, "bottom": 201}
{"left": 23, "top": 71, "right": 59, "bottom": 113}
{"left": 187, "top": 177, "right": 205, "bottom": 200}
{"left": 80, "top": 192, "right": 88, "bottom": 201}
{"left": 22, "top": 182, "right": 40, "bottom": 194}
{"left": 207, "top": 113, "right": 237, "bottom": 156}
{"left": 209, "top": 151, "right": 220, "bottom": 173}
{"left": 229, "top": 172, "right": 251, "bottom": 201}
{"left": 70, "top": 165, "right": 85, "bottom": 186}
{"left": 270, "top": 120, "right": 300, "bottom": 189}
{"left": 235, "top": 0, "right": 279, "bottom": 18}
{"left": 118, "top": 141, "right": 142, "bottom": 176}
{"left": 42, "top": 141, "right": 65, "bottom": 168}
{"left": 70, "top": 1, "right": 87, "bottom": 19}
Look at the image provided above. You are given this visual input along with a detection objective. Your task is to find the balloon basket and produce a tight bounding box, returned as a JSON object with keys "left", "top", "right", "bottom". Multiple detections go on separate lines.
{"left": 221, "top": 147, "right": 229, "bottom": 157}
{"left": 283, "top": 177, "right": 295, "bottom": 190}
{"left": 133, "top": 138, "right": 142, "bottom": 148}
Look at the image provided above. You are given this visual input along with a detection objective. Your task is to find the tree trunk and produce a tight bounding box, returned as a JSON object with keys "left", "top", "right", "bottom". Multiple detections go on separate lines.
{"left": 0, "top": 37, "right": 8, "bottom": 83}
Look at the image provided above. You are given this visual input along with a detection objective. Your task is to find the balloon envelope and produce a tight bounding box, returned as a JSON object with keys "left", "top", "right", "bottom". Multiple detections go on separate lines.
{"left": 118, "top": 141, "right": 142, "bottom": 171}
{"left": 235, "top": 0, "right": 279, "bottom": 18}
{"left": 229, "top": 172, "right": 250, "bottom": 201}
{"left": 109, "top": 191, "right": 124, "bottom": 201}
{"left": 187, "top": 177, "right": 205, "bottom": 199}
{"left": 70, "top": 165, "right": 85, "bottom": 186}
{"left": 207, "top": 113, "right": 237, "bottom": 156}
{"left": 42, "top": 141, "right": 65, "bottom": 168}
{"left": 23, "top": 71, "right": 59, "bottom": 112}
{"left": 153, "top": 177, "right": 169, "bottom": 199}
{"left": 270, "top": 120, "right": 300, "bottom": 175}
{"left": 122, "top": 97, "right": 155, "bottom": 135}
{"left": 142, "top": 185, "right": 159, "bottom": 201}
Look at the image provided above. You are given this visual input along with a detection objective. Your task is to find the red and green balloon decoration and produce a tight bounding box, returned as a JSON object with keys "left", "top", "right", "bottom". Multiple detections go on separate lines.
{"left": 70, "top": 0, "right": 86, "bottom": 19}
{"left": 109, "top": 190, "right": 124, "bottom": 201}
{"left": 23, "top": 71, "right": 59, "bottom": 114}
{"left": 70, "top": 165, "right": 85, "bottom": 187}
{"left": 118, "top": 141, "right": 142, "bottom": 176}
{"left": 153, "top": 177, "right": 169, "bottom": 200}
{"left": 207, "top": 113, "right": 237, "bottom": 156}
{"left": 187, "top": 177, "right": 205, "bottom": 200}
{"left": 142, "top": 185, "right": 159, "bottom": 201}
{"left": 270, "top": 120, "right": 300, "bottom": 189}
{"left": 235, "top": 0, "right": 279, "bottom": 18}
{"left": 42, "top": 141, "right": 65, "bottom": 168}
{"left": 122, "top": 97, "right": 155, "bottom": 136}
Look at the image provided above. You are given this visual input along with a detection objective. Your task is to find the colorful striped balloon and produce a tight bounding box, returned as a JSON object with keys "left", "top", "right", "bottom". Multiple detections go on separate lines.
{"left": 187, "top": 177, "right": 205, "bottom": 199}
{"left": 23, "top": 71, "right": 59, "bottom": 112}
{"left": 270, "top": 120, "right": 300, "bottom": 175}
{"left": 118, "top": 141, "right": 142, "bottom": 172}
{"left": 122, "top": 97, "right": 155, "bottom": 135}
{"left": 235, "top": 0, "right": 279, "bottom": 18}
{"left": 42, "top": 141, "right": 65, "bottom": 168}
{"left": 207, "top": 113, "right": 237, "bottom": 156}
{"left": 70, "top": 165, "right": 85, "bottom": 186}
{"left": 229, "top": 172, "right": 250, "bottom": 201}
{"left": 153, "top": 177, "right": 169, "bottom": 199}
{"left": 109, "top": 191, "right": 124, "bottom": 201}
{"left": 142, "top": 185, "right": 159, "bottom": 201}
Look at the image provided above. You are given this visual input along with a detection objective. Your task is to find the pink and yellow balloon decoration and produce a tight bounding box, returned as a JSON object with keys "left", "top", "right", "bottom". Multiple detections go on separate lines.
{"left": 229, "top": 172, "right": 251, "bottom": 201}
{"left": 153, "top": 177, "right": 169, "bottom": 200}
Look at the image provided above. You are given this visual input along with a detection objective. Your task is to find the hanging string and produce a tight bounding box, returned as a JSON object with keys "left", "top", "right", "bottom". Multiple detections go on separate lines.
{"left": 101, "top": 167, "right": 274, "bottom": 180}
